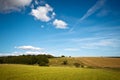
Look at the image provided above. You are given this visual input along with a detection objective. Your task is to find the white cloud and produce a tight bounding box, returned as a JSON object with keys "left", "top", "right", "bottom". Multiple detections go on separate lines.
{"left": 64, "top": 48, "right": 79, "bottom": 51}
{"left": 24, "top": 51, "right": 46, "bottom": 55}
{"left": 15, "top": 51, "right": 53, "bottom": 55}
{"left": 81, "top": 40, "right": 114, "bottom": 49}
{"left": 31, "top": 4, "right": 55, "bottom": 22}
{"left": 15, "top": 45, "right": 44, "bottom": 51}
{"left": 30, "top": 2, "right": 67, "bottom": 29}
{"left": 51, "top": 12, "right": 56, "bottom": 18}
{"left": 0, "top": 0, "right": 32, "bottom": 13}
{"left": 96, "top": 40, "right": 113, "bottom": 46}
{"left": 72, "top": 37, "right": 120, "bottom": 49}
{"left": 53, "top": 19, "right": 68, "bottom": 29}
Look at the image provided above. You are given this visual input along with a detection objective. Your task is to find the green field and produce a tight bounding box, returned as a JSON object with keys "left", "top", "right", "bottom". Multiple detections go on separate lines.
{"left": 0, "top": 64, "right": 120, "bottom": 80}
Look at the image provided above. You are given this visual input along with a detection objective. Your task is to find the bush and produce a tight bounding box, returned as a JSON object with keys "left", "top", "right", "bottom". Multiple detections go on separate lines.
{"left": 62, "top": 60, "right": 68, "bottom": 65}
{"left": 38, "top": 62, "right": 49, "bottom": 66}
{"left": 74, "top": 62, "right": 84, "bottom": 68}
{"left": 74, "top": 63, "right": 80, "bottom": 67}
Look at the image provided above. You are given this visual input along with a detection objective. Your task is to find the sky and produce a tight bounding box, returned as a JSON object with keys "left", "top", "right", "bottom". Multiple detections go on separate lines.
{"left": 0, "top": 0, "right": 120, "bottom": 57}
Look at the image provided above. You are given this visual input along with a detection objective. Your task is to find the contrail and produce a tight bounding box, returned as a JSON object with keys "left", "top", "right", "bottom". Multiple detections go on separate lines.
{"left": 69, "top": 0, "right": 106, "bottom": 32}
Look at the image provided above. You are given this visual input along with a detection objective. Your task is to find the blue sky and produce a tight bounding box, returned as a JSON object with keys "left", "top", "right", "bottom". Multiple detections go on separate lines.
{"left": 0, "top": 0, "right": 120, "bottom": 56}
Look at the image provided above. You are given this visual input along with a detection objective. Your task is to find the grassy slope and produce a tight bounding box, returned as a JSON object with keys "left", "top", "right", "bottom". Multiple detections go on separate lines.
{"left": 49, "top": 57, "right": 120, "bottom": 68}
{"left": 0, "top": 64, "right": 120, "bottom": 80}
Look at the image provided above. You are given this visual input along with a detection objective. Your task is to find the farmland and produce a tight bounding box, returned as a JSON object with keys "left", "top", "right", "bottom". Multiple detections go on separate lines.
{"left": 0, "top": 64, "right": 120, "bottom": 80}
{"left": 49, "top": 57, "right": 120, "bottom": 68}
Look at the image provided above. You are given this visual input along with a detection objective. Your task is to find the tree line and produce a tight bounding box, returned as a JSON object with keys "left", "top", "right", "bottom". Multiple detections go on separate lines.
{"left": 0, "top": 54, "right": 54, "bottom": 66}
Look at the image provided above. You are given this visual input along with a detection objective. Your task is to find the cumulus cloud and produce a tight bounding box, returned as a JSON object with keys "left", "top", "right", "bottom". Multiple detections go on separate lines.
{"left": 31, "top": 4, "right": 55, "bottom": 22}
{"left": 0, "top": 0, "right": 67, "bottom": 30}
{"left": 15, "top": 45, "right": 43, "bottom": 51}
{"left": 53, "top": 19, "right": 68, "bottom": 29}
{"left": 30, "top": 2, "right": 67, "bottom": 29}
{"left": 0, "top": 0, "right": 32, "bottom": 13}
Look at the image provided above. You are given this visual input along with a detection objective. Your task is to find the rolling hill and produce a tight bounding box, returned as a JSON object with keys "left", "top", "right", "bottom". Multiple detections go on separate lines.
{"left": 49, "top": 57, "right": 120, "bottom": 68}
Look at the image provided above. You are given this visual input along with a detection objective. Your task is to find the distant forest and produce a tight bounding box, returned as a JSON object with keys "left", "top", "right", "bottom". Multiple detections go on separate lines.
{"left": 0, "top": 54, "right": 54, "bottom": 66}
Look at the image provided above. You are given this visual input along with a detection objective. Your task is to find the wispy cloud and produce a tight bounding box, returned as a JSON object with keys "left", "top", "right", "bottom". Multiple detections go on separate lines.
{"left": 64, "top": 48, "right": 80, "bottom": 51}
{"left": 72, "top": 37, "right": 120, "bottom": 49}
{"left": 96, "top": 9, "right": 109, "bottom": 17}
{"left": 81, "top": 40, "right": 116, "bottom": 49}
{"left": 80, "top": 0, "right": 106, "bottom": 21}
{"left": 70, "top": 0, "right": 106, "bottom": 31}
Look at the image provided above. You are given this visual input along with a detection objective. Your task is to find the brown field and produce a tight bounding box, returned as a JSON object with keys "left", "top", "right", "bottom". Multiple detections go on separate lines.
{"left": 49, "top": 57, "right": 120, "bottom": 68}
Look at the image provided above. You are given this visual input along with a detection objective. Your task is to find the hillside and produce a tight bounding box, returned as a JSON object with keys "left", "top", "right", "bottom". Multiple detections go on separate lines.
{"left": 49, "top": 57, "right": 120, "bottom": 68}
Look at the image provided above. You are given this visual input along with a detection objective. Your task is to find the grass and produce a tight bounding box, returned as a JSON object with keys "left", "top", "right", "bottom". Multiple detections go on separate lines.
{"left": 0, "top": 64, "right": 120, "bottom": 80}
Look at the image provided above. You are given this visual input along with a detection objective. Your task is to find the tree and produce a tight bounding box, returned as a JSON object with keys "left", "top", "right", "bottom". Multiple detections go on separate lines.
{"left": 0, "top": 54, "right": 52, "bottom": 66}
{"left": 0, "top": 57, "right": 3, "bottom": 64}
{"left": 37, "top": 55, "right": 49, "bottom": 66}
{"left": 61, "top": 55, "right": 65, "bottom": 57}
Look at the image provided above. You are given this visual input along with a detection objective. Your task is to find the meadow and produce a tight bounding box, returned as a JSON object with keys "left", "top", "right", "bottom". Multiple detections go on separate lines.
{"left": 0, "top": 64, "right": 120, "bottom": 80}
